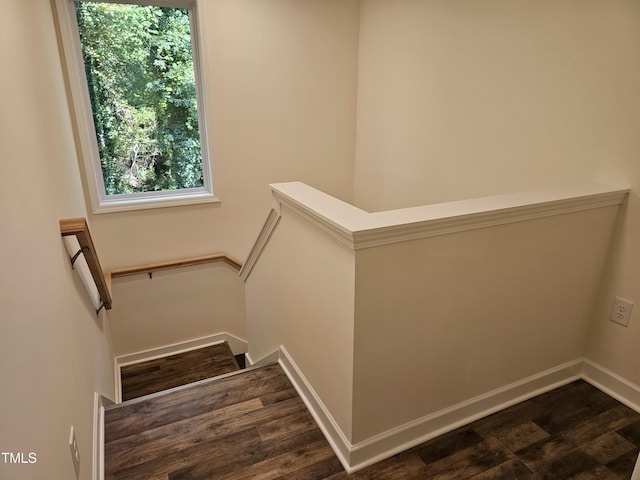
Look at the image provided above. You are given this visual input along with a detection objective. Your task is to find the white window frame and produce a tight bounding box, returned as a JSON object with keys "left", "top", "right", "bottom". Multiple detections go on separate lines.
{"left": 54, "top": 0, "right": 218, "bottom": 213}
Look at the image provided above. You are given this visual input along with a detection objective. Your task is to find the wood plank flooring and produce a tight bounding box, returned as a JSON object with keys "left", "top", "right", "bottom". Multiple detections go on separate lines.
{"left": 119, "top": 342, "right": 240, "bottom": 401}
{"left": 106, "top": 363, "right": 640, "bottom": 479}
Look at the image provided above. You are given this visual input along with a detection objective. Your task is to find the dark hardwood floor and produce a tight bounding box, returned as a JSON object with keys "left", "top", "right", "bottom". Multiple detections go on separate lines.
{"left": 119, "top": 342, "right": 240, "bottom": 401}
{"left": 106, "top": 363, "right": 336, "bottom": 479}
{"left": 107, "top": 357, "right": 640, "bottom": 479}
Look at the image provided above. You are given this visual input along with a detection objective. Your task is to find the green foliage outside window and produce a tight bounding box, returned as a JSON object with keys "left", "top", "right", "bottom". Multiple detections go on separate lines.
{"left": 75, "top": 1, "right": 203, "bottom": 196}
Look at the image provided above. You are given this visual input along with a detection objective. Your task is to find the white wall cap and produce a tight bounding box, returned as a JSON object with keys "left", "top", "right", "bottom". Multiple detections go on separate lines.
{"left": 270, "top": 182, "right": 630, "bottom": 250}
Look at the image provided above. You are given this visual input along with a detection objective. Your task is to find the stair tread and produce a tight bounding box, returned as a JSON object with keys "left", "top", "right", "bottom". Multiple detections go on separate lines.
{"left": 106, "top": 363, "right": 284, "bottom": 441}
{"left": 120, "top": 341, "right": 240, "bottom": 401}
{"left": 104, "top": 362, "right": 343, "bottom": 478}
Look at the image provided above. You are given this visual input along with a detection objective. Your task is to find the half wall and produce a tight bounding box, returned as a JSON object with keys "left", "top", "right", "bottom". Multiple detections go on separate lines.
{"left": 243, "top": 181, "right": 629, "bottom": 471}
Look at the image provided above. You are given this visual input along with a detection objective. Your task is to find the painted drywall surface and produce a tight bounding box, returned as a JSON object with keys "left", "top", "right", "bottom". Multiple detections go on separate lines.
{"left": 63, "top": 0, "right": 359, "bottom": 356}
{"left": 108, "top": 263, "right": 246, "bottom": 356}
{"left": 245, "top": 205, "right": 356, "bottom": 439}
{"left": 353, "top": 0, "right": 640, "bottom": 415}
{"left": 354, "top": 0, "right": 640, "bottom": 211}
{"left": 587, "top": 192, "right": 640, "bottom": 386}
{"left": 576, "top": 0, "right": 640, "bottom": 385}
{"left": 0, "top": 1, "right": 115, "bottom": 478}
{"left": 351, "top": 207, "right": 619, "bottom": 443}
{"left": 86, "top": 0, "right": 359, "bottom": 270}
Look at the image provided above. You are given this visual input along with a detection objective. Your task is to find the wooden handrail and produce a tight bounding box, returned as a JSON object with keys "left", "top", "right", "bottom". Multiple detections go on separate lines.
{"left": 60, "top": 217, "right": 112, "bottom": 311}
{"left": 109, "top": 254, "right": 242, "bottom": 279}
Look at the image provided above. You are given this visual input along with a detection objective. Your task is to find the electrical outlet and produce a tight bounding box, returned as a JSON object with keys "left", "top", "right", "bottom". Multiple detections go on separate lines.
{"left": 610, "top": 296, "right": 634, "bottom": 327}
{"left": 69, "top": 426, "right": 80, "bottom": 479}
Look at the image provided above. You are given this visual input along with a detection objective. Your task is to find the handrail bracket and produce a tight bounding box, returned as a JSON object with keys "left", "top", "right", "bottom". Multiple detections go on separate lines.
{"left": 70, "top": 246, "right": 90, "bottom": 269}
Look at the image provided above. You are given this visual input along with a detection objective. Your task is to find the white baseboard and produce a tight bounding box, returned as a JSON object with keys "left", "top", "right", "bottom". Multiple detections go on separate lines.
{"left": 278, "top": 346, "right": 354, "bottom": 472}
{"left": 581, "top": 359, "right": 640, "bottom": 480}
{"left": 348, "top": 359, "right": 584, "bottom": 471}
{"left": 93, "top": 393, "right": 114, "bottom": 480}
{"left": 581, "top": 359, "right": 640, "bottom": 414}
{"left": 245, "top": 349, "right": 280, "bottom": 368}
{"left": 277, "top": 350, "right": 586, "bottom": 473}
{"left": 113, "top": 332, "right": 247, "bottom": 403}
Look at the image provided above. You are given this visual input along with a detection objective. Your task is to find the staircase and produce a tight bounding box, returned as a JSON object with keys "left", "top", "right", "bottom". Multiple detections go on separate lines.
{"left": 104, "top": 343, "right": 640, "bottom": 479}
{"left": 105, "top": 344, "right": 342, "bottom": 479}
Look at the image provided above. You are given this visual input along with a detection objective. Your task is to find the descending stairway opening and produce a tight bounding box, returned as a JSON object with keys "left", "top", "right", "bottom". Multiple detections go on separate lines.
{"left": 105, "top": 362, "right": 640, "bottom": 479}
{"left": 106, "top": 344, "right": 640, "bottom": 478}
{"left": 105, "top": 362, "right": 344, "bottom": 479}
{"left": 119, "top": 342, "right": 243, "bottom": 401}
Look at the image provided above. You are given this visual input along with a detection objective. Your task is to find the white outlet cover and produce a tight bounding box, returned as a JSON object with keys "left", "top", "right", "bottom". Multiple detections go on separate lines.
{"left": 610, "top": 296, "right": 634, "bottom": 327}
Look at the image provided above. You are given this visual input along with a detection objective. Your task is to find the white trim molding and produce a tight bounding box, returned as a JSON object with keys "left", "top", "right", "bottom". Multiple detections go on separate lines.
{"left": 268, "top": 182, "right": 629, "bottom": 251}
{"left": 241, "top": 182, "right": 628, "bottom": 288}
{"left": 245, "top": 349, "right": 281, "bottom": 368}
{"left": 277, "top": 348, "right": 640, "bottom": 474}
{"left": 347, "top": 360, "right": 584, "bottom": 471}
{"left": 278, "top": 346, "right": 354, "bottom": 472}
{"left": 582, "top": 359, "right": 640, "bottom": 414}
{"left": 240, "top": 208, "right": 281, "bottom": 282}
{"left": 93, "top": 393, "right": 114, "bottom": 480}
{"left": 582, "top": 360, "right": 640, "bottom": 480}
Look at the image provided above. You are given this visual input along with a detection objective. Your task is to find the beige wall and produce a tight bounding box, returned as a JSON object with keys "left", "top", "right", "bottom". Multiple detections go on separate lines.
{"left": 354, "top": 0, "right": 640, "bottom": 389}
{"left": 587, "top": 194, "right": 640, "bottom": 384}
{"left": 243, "top": 183, "right": 624, "bottom": 459}
{"left": 352, "top": 206, "right": 619, "bottom": 442}
{"left": 245, "top": 205, "right": 356, "bottom": 439}
{"left": 354, "top": 0, "right": 640, "bottom": 210}
{"left": 87, "top": 0, "right": 360, "bottom": 270}
{"left": 79, "top": 0, "right": 359, "bottom": 359}
{"left": 0, "top": 1, "right": 115, "bottom": 478}
{"left": 5, "top": 0, "right": 640, "bottom": 474}
{"left": 109, "top": 263, "right": 246, "bottom": 356}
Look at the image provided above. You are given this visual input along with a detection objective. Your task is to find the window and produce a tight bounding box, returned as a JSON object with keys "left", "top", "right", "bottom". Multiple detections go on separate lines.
{"left": 55, "top": 0, "right": 216, "bottom": 213}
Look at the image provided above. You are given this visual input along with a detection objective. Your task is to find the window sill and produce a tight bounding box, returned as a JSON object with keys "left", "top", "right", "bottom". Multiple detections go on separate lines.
{"left": 92, "top": 190, "right": 220, "bottom": 214}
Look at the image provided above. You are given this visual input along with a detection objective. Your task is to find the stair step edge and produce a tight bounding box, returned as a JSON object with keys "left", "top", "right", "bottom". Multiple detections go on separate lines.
{"left": 106, "top": 360, "right": 279, "bottom": 411}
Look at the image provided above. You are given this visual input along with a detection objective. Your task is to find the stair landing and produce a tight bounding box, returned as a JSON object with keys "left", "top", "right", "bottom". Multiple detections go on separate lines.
{"left": 119, "top": 342, "right": 240, "bottom": 401}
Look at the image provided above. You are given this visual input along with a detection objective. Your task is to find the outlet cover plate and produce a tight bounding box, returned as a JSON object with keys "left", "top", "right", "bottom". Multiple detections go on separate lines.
{"left": 610, "top": 296, "right": 634, "bottom": 327}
